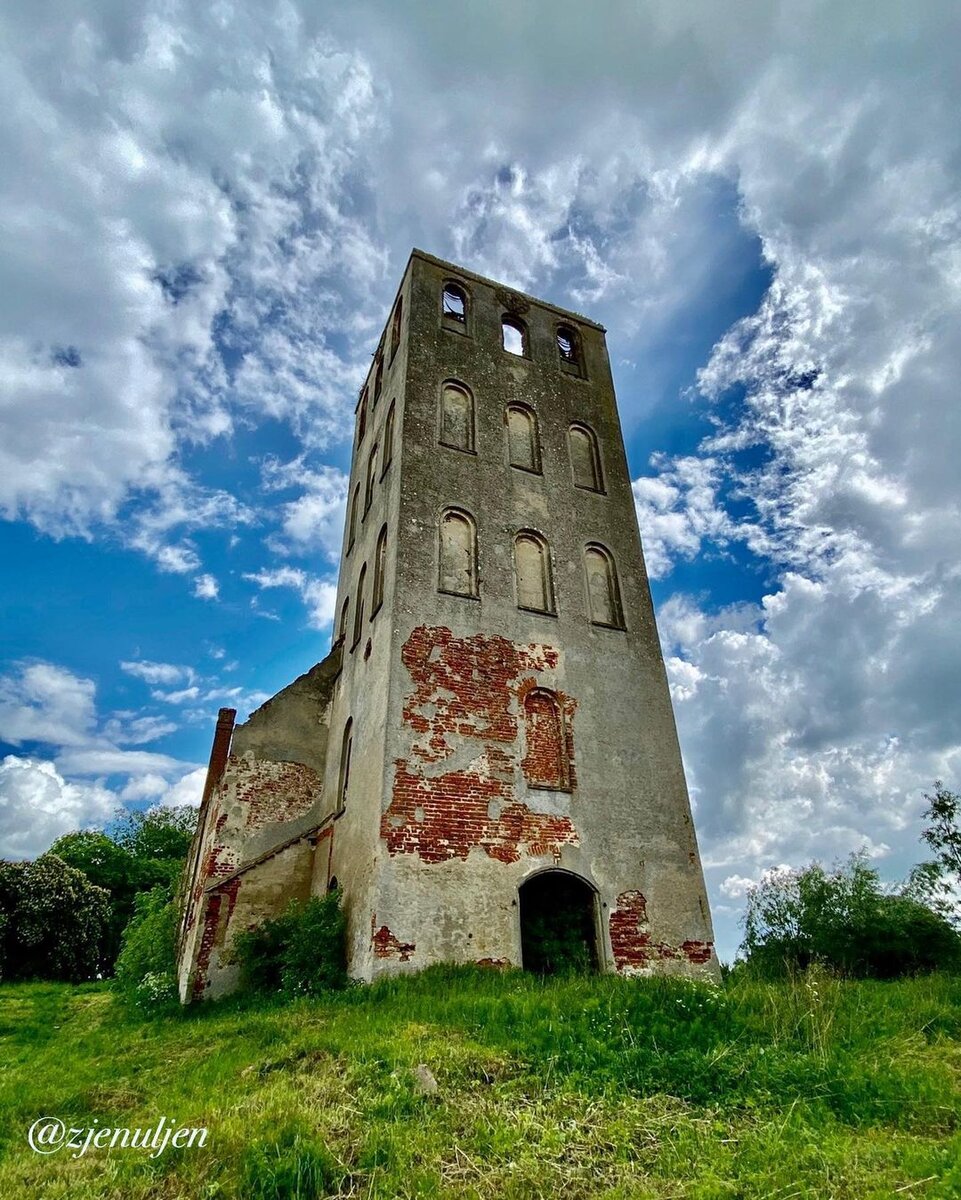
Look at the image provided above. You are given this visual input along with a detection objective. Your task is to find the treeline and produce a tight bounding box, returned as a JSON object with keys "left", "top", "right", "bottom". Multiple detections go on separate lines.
{"left": 736, "top": 781, "right": 961, "bottom": 979}
{"left": 0, "top": 806, "right": 195, "bottom": 984}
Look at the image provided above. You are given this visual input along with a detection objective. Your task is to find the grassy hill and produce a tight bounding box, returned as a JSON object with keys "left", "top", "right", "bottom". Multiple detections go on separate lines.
{"left": 0, "top": 967, "right": 959, "bottom": 1198}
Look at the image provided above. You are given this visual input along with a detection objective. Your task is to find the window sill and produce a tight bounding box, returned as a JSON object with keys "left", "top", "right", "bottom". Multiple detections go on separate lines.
{"left": 510, "top": 463, "right": 543, "bottom": 476}
{"left": 590, "top": 619, "right": 626, "bottom": 632}
{"left": 441, "top": 319, "right": 469, "bottom": 336}
{"left": 438, "top": 442, "right": 477, "bottom": 455}
{"left": 438, "top": 588, "right": 480, "bottom": 601}
{"left": 573, "top": 483, "right": 607, "bottom": 496}
{"left": 526, "top": 781, "right": 574, "bottom": 794}
{"left": 517, "top": 605, "right": 557, "bottom": 618}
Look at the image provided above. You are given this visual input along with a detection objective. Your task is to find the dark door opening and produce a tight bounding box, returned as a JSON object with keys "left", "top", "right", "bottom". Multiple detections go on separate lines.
{"left": 519, "top": 871, "right": 598, "bottom": 975}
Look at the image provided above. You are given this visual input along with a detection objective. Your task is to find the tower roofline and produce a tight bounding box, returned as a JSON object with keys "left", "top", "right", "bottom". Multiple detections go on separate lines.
{"left": 408, "top": 248, "right": 607, "bottom": 333}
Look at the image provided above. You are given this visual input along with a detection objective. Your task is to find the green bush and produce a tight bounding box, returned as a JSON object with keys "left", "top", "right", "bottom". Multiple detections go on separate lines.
{"left": 742, "top": 853, "right": 961, "bottom": 979}
{"left": 0, "top": 854, "right": 111, "bottom": 982}
{"left": 113, "top": 885, "right": 179, "bottom": 1011}
{"left": 233, "top": 891, "right": 348, "bottom": 998}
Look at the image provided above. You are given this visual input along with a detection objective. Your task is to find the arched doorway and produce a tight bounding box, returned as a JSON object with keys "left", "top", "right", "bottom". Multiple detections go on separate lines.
{"left": 519, "top": 871, "right": 598, "bottom": 975}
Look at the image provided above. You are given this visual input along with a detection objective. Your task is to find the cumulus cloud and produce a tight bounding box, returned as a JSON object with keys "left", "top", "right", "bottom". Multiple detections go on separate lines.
{"left": 244, "top": 566, "right": 338, "bottom": 629}
{"left": 261, "top": 457, "right": 349, "bottom": 561}
{"left": 0, "top": 660, "right": 201, "bottom": 857}
{"left": 0, "top": 756, "right": 118, "bottom": 860}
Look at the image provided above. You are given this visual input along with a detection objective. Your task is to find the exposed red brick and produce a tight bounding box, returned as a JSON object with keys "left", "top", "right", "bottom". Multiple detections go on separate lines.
{"left": 232, "top": 756, "right": 321, "bottom": 829}
{"left": 476, "top": 957, "right": 510, "bottom": 968}
{"left": 679, "top": 940, "right": 714, "bottom": 965}
{"left": 200, "top": 708, "right": 236, "bottom": 811}
{"left": 386, "top": 759, "right": 576, "bottom": 864}
{"left": 609, "top": 890, "right": 714, "bottom": 972}
{"left": 192, "top": 877, "right": 241, "bottom": 998}
{"left": 372, "top": 923, "right": 416, "bottom": 962}
{"left": 384, "top": 626, "right": 578, "bottom": 863}
{"left": 609, "top": 890, "right": 650, "bottom": 971}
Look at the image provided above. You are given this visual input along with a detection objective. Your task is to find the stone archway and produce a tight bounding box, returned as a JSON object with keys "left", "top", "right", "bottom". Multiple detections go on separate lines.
{"left": 519, "top": 870, "right": 598, "bottom": 975}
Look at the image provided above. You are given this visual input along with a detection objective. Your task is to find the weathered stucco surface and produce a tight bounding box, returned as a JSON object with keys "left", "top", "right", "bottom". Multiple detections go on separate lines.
{"left": 177, "top": 250, "right": 719, "bottom": 1001}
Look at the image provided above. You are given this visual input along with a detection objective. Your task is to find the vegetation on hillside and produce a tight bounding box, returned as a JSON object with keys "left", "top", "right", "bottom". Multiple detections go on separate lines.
{"left": 0, "top": 804, "right": 195, "bottom": 982}
{"left": 0, "top": 968, "right": 959, "bottom": 1198}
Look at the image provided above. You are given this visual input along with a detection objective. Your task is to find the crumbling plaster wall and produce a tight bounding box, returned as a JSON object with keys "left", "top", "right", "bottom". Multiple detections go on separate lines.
{"left": 177, "top": 649, "right": 342, "bottom": 1001}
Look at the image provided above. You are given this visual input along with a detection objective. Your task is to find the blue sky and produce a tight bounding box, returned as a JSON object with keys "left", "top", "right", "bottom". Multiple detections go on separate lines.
{"left": 2, "top": 1, "right": 960, "bottom": 962}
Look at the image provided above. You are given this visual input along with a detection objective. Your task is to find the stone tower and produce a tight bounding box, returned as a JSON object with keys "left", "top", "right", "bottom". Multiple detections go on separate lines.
{"left": 177, "top": 250, "right": 718, "bottom": 1001}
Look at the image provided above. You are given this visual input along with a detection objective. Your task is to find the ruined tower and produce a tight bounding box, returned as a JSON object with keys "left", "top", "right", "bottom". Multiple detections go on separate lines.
{"left": 177, "top": 250, "right": 718, "bottom": 1001}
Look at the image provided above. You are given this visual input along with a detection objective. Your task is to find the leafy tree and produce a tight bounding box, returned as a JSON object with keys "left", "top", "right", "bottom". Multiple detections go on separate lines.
{"left": 112, "top": 804, "right": 197, "bottom": 868}
{"left": 113, "top": 885, "right": 180, "bottom": 1011}
{"left": 47, "top": 831, "right": 139, "bottom": 963}
{"left": 0, "top": 855, "right": 111, "bottom": 983}
{"left": 907, "top": 781, "right": 961, "bottom": 927}
{"left": 741, "top": 853, "right": 961, "bottom": 979}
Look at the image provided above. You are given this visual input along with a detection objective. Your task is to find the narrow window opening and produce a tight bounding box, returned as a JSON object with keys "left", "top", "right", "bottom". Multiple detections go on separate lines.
{"left": 438, "top": 508, "right": 478, "bottom": 598}
{"left": 522, "top": 689, "right": 571, "bottom": 791}
{"left": 440, "top": 382, "right": 475, "bottom": 452}
{"left": 358, "top": 389, "right": 368, "bottom": 443}
{"left": 372, "top": 524, "right": 388, "bottom": 615}
{"left": 506, "top": 404, "right": 541, "bottom": 473}
{"left": 373, "top": 356, "right": 383, "bottom": 406}
{"left": 381, "top": 401, "right": 395, "bottom": 475}
{"left": 502, "top": 317, "right": 527, "bottom": 357}
{"left": 556, "top": 324, "right": 583, "bottom": 374}
{"left": 352, "top": 565, "right": 367, "bottom": 649}
{"left": 338, "top": 596, "right": 350, "bottom": 641}
{"left": 442, "top": 282, "right": 467, "bottom": 323}
{"left": 390, "top": 297, "right": 403, "bottom": 363}
{"left": 514, "top": 531, "right": 554, "bottom": 614}
{"left": 585, "top": 544, "right": 624, "bottom": 628}
{"left": 364, "top": 444, "right": 378, "bottom": 516}
{"left": 337, "top": 720, "right": 352, "bottom": 814}
{"left": 347, "top": 485, "right": 360, "bottom": 552}
{"left": 569, "top": 423, "right": 604, "bottom": 493}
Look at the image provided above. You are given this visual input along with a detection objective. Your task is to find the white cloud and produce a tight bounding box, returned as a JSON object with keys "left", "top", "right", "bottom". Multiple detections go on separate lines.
{"left": 262, "top": 457, "right": 349, "bottom": 562}
{"left": 120, "top": 660, "right": 195, "bottom": 686}
{"left": 244, "top": 566, "right": 338, "bottom": 629}
{"left": 0, "top": 756, "right": 118, "bottom": 860}
{"left": 193, "top": 573, "right": 219, "bottom": 600}
{"left": 0, "top": 660, "right": 201, "bottom": 857}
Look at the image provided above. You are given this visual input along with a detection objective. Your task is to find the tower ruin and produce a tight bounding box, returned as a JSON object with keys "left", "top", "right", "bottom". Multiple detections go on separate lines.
{"left": 176, "top": 250, "right": 718, "bottom": 1001}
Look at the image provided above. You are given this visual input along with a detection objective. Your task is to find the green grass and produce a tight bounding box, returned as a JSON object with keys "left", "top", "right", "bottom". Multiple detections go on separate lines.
{"left": 1, "top": 967, "right": 960, "bottom": 1197}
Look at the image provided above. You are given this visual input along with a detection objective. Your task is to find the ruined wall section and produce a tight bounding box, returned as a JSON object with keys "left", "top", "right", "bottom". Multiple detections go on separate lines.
{"left": 367, "top": 252, "right": 718, "bottom": 979}
{"left": 176, "top": 646, "right": 342, "bottom": 1001}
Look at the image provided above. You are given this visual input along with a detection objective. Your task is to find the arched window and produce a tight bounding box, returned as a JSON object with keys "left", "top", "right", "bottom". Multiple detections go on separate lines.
{"left": 358, "top": 388, "right": 369, "bottom": 443}
{"left": 390, "top": 296, "right": 403, "bottom": 363}
{"left": 584, "top": 543, "right": 624, "bottom": 628}
{"left": 569, "top": 423, "right": 604, "bottom": 493}
{"left": 514, "top": 531, "right": 554, "bottom": 614}
{"left": 372, "top": 524, "right": 388, "bottom": 615}
{"left": 347, "top": 484, "right": 360, "bottom": 552}
{"left": 381, "top": 401, "right": 396, "bottom": 475}
{"left": 522, "top": 689, "right": 571, "bottom": 790}
{"left": 338, "top": 596, "right": 350, "bottom": 641}
{"left": 439, "top": 381, "right": 474, "bottom": 452}
{"left": 442, "top": 281, "right": 467, "bottom": 325}
{"left": 506, "top": 403, "right": 540, "bottom": 473}
{"left": 364, "top": 444, "right": 378, "bottom": 515}
{"left": 337, "top": 719, "right": 352, "bottom": 814}
{"left": 502, "top": 317, "right": 527, "bottom": 357}
{"left": 352, "top": 564, "right": 367, "bottom": 648}
{"left": 556, "top": 324, "right": 582, "bottom": 374}
{"left": 438, "top": 508, "right": 478, "bottom": 597}
{"left": 373, "top": 356, "right": 383, "bottom": 406}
